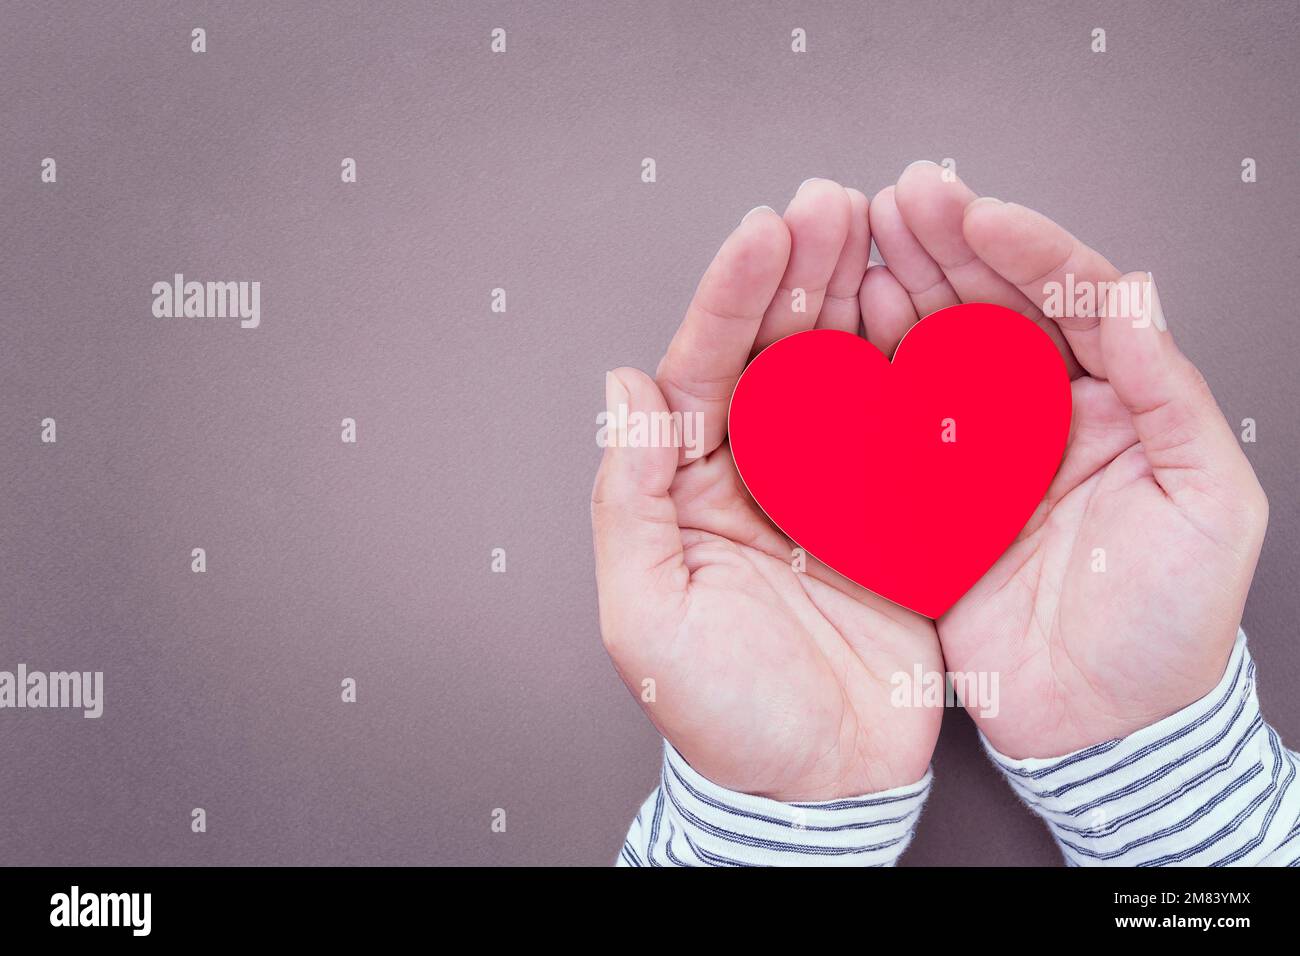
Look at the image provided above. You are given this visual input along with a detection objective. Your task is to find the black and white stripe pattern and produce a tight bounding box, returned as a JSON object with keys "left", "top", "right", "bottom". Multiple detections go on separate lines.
{"left": 619, "top": 632, "right": 1300, "bottom": 866}
{"left": 619, "top": 741, "right": 931, "bottom": 866}
{"left": 985, "top": 631, "right": 1300, "bottom": 866}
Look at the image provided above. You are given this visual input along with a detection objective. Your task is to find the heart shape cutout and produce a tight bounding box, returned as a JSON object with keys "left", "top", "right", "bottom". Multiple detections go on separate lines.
{"left": 728, "top": 302, "right": 1072, "bottom": 618}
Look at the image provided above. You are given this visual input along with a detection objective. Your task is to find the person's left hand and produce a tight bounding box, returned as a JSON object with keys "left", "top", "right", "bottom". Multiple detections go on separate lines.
{"left": 861, "top": 162, "right": 1269, "bottom": 759}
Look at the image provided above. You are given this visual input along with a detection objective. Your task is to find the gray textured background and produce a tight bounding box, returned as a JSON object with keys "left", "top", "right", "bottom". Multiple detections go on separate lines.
{"left": 1, "top": 0, "right": 1297, "bottom": 866}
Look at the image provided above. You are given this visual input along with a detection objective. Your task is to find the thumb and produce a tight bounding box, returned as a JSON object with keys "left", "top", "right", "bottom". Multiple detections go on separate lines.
{"left": 1099, "top": 272, "right": 1254, "bottom": 505}
{"left": 591, "top": 368, "right": 688, "bottom": 643}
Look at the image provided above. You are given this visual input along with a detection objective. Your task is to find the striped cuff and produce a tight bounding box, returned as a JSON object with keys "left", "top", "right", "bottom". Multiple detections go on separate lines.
{"left": 618, "top": 740, "right": 932, "bottom": 867}
{"left": 985, "top": 630, "right": 1300, "bottom": 866}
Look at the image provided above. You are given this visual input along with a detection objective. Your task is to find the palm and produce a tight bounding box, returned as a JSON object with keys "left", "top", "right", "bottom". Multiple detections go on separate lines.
{"left": 938, "top": 375, "right": 1246, "bottom": 757}
{"left": 645, "top": 445, "right": 941, "bottom": 800}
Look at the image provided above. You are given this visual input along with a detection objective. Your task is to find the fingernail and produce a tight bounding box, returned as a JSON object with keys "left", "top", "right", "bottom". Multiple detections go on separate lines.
{"left": 797, "top": 177, "right": 827, "bottom": 191}
{"left": 968, "top": 196, "right": 1002, "bottom": 208}
{"left": 1146, "top": 272, "right": 1167, "bottom": 331}
{"left": 904, "top": 159, "right": 939, "bottom": 171}
{"left": 605, "top": 369, "right": 630, "bottom": 418}
{"left": 741, "top": 204, "right": 775, "bottom": 224}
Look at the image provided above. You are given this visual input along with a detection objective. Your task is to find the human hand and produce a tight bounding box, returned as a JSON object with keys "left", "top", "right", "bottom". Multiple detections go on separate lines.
{"left": 592, "top": 179, "right": 943, "bottom": 801}
{"left": 864, "top": 162, "right": 1268, "bottom": 758}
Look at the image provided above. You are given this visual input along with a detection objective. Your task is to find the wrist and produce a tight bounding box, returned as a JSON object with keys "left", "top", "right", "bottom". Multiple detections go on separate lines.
{"left": 638, "top": 741, "right": 934, "bottom": 866}
{"left": 672, "top": 735, "right": 934, "bottom": 804}
{"left": 978, "top": 631, "right": 1295, "bottom": 866}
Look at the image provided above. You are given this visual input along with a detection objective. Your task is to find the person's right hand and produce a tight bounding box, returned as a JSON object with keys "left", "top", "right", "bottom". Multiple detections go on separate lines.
{"left": 592, "top": 179, "right": 943, "bottom": 802}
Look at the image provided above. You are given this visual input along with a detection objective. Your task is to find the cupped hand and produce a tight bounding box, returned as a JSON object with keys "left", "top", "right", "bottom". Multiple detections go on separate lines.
{"left": 592, "top": 180, "right": 942, "bottom": 801}
{"left": 864, "top": 162, "right": 1269, "bottom": 759}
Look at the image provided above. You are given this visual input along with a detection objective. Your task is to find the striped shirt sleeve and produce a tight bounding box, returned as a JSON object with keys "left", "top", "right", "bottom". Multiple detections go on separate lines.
{"left": 984, "top": 630, "right": 1300, "bottom": 866}
{"left": 618, "top": 740, "right": 932, "bottom": 867}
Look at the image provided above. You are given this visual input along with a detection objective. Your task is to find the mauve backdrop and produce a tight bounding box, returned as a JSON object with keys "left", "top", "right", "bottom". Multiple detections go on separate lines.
{"left": 1, "top": 0, "right": 1297, "bottom": 866}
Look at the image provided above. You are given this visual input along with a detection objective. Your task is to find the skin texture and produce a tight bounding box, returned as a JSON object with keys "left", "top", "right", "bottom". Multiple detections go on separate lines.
{"left": 878, "top": 162, "right": 1268, "bottom": 760}
{"left": 592, "top": 180, "right": 942, "bottom": 802}
{"left": 592, "top": 168, "right": 1269, "bottom": 800}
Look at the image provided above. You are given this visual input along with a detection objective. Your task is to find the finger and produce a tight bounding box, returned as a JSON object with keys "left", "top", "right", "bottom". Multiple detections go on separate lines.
{"left": 867, "top": 185, "right": 960, "bottom": 318}
{"left": 1098, "top": 273, "right": 1259, "bottom": 513}
{"left": 816, "top": 187, "right": 871, "bottom": 333}
{"left": 962, "top": 197, "right": 1120, "bottom": 377}
{"left": 592, "top": 368, "right": 689, "bottom": 642}
{"left": 656, "top": 207, "right": 791, "bottom": 459}
{"left": 751, "top": 178, "right": 852, "bottom": 352}
{"left": 892, "top": 161, "right": 1082, "bottom": 377}
{"left": 858, "top": 264, "right": 920, "bottom": 357}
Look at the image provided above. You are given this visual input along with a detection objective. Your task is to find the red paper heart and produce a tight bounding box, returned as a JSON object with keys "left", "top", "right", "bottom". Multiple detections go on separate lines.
{"left": 728, "top": 303, "right": 1072, "bottom": 618}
